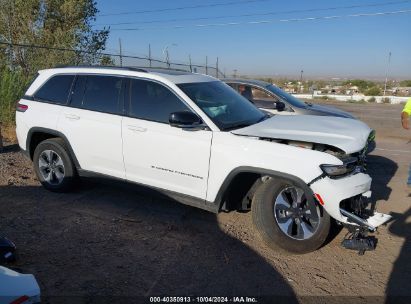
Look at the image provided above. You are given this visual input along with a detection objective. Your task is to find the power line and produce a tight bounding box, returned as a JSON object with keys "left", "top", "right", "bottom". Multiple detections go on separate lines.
{"left": 0, "top": 41, "right": 144, "bottom": 58}
{"left": 98, "top": 0, "right": 269, "bottom": 17}
{"left": 94, "top": 0, "right": 411, "bottom": 27}
{"left": 105, "top": 9, "right": 411, "bottom": 31}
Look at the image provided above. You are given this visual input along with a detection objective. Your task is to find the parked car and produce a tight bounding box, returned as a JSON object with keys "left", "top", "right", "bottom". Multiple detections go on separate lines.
{"left": 0, "top": 266, "right": 40, "bottom": 304}
{"left": 16, "top": 66, "right": 389, "bottom": 253}
{"left": 223, "top": 78, "right": 355, "bottom": 118}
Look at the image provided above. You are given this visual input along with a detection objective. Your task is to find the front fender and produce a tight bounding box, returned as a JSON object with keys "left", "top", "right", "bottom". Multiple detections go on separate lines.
{"left": 206, "top": 132, "right": 342, "bottom": 203}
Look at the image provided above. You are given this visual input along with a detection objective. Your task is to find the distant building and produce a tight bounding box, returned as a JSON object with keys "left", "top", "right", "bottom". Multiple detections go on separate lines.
{"left": 392, "top": 87, "right": 411, "bottom": 96}
{"left": 345, "top": 86, "right": 359, "bottom": 95}
{"left": 330, "top": 86, "right": 343, "bottom": 94}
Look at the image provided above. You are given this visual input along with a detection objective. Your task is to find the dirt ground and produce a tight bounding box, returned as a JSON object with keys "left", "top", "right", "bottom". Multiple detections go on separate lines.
{"left": 1, "top": 101, "right": 410, "bottom": 303}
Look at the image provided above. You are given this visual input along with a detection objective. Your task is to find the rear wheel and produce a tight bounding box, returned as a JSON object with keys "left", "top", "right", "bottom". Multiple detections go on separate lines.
{"left": 33, "top": 138, "right": 77, "bottom": 192}
{"left": 252, "top": 178, "right": 330, "bottom": 253}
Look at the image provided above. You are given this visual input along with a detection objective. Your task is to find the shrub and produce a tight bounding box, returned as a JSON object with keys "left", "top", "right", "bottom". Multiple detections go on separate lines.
{"left": 368, "top": 97, "right": 376, "bottom": 102}
{"left": 0, "top": 67, "right": 31, "bottom": 125}
{"left": 319, "top": 96, "right": 330, "bottom": 100}
{"left": 365, "top": 86, "right": 381, "bottom": 96}
{"left": 381, "top": 97, "right": 391, "bottom": 104}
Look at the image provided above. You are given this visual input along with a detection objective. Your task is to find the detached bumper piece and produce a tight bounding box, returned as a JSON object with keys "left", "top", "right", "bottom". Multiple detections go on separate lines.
{"left": 339, "top": 195, "right": 391, "bottom": 255}
{"left": 341, "top": 230, "right": 377, "bottom": 255}
{"left": 339, "top": 209, "right": 392, "bottom": 232}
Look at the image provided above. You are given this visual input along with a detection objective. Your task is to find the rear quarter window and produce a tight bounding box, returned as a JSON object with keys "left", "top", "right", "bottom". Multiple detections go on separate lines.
{"left": 34, "top": 75, "right": 75, "bottom": 104}
{"left": 72, "top": 75, "right": 123, "bottom": 115}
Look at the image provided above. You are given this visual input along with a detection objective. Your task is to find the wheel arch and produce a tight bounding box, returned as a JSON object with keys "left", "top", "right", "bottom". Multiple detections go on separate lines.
{"left": 26, "top": 127, "right": 80, "bottom": 168}
{"left": 214, "top": 166, "right": 314, "bottom": 212}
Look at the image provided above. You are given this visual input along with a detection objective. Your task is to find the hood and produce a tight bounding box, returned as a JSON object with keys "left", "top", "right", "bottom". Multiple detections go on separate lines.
{"left": 307, "top": 104, "right": 355, "bottom": 119}
{"left": 232, "top": 115, "right": 371, "bottom": 154}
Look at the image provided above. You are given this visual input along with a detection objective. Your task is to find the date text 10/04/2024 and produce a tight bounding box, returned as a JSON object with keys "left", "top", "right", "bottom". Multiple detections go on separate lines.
{"left": 149, "top": 297, "right": 258, "bottom": 303}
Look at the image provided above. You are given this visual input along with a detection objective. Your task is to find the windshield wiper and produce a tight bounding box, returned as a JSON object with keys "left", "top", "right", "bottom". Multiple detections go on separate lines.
{"left": 224, "top": 123, "right": 252, "bottom": 131}
{"left": 257, "top": 114, "right": 270, "bottom": 122}
{"left": 224, "top": 115, "right": 269, "bottom": 131}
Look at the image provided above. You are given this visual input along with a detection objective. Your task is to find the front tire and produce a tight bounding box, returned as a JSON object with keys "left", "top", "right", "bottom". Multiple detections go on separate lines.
{"left": 33, "top": 138, "right": 77, "bottom": 192}
{"left": 252, "top": 178, "right": 330, "bottom": 254}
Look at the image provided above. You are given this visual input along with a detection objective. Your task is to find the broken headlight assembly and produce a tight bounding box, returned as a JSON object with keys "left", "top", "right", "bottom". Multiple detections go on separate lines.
{"left": 320, "top": 157, "right": 358, "bottom": 177}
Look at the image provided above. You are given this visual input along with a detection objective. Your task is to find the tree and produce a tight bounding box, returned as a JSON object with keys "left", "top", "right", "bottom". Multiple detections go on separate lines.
{"left": 0, "top": 0, "right": 110, "bottom": 76}
{"left": 343, "top": 79, "right": 375, "bottom": 93}
{"left": 100, "top": 55, "right": 114, "bottom": 66}
{"left": 400, "top": 80, "right": 411, "bottom": 87}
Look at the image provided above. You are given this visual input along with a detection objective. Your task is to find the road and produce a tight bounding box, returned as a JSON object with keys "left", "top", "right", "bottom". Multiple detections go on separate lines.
{"left": 0, "top": 101, "right": 410, "bottom": 302}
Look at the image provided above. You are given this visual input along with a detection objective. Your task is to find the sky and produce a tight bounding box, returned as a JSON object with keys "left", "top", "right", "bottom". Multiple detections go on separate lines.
{"left": 93, "top": 0, "right": 411, "bottom": 79}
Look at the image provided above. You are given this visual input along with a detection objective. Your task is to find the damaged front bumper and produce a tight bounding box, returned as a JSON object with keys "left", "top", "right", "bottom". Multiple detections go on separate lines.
{"left": 309, "top": 172, "right": 391, "bottom": 231}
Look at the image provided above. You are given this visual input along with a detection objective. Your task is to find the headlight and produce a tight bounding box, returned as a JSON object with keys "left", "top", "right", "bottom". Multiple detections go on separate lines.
{"left": 320, "top": 157, "right": 358, "bottom": 177}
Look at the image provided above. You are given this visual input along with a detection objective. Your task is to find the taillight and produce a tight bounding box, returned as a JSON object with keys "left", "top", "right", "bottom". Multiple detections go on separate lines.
{"left": 16, "top": 101, "right": 28, "bottom": 112}
{"left": 10, "top": 295, "right": 30, "bottom": 304}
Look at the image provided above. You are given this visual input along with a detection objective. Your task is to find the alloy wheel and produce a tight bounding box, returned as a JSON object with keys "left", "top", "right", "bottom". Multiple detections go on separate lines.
{"left": 38, "top": 149, "right": 65, "bottom": 185}
{"left": 273, "top": 186, "right": 320, "bottom": 240}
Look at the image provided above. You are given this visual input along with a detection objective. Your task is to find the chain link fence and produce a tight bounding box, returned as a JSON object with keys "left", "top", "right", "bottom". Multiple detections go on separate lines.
{"left": 109, "top": 53, "right": 225, "bottom": 79}
{"left": 0, "top": 42, "right": 226, "bottom": 78}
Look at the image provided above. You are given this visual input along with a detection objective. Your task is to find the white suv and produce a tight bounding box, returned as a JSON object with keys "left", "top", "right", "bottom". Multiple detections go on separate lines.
{"left": 16, "top": 66, "right": 390, "bottom": 253}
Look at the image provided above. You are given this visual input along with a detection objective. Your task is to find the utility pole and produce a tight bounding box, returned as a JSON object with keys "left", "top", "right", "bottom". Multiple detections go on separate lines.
{"left": 216, "top": 57, "right": 219, "bottom": 78}
{"left": 166, "top": 49, "right": 170, "bottom": 68}
{"left": 205, "top": 56, "right": 208, "bottom": 75}
{"left": 300, "top": 70, "right": 304, "bottom": 93}
{"left": 119, "top": 38, "right": 123, "bottom": 67}
{"left": 383, "top": 51, "right": 392, "bottom": 96}
{"left": 148, "top": 44, "right": 152, "bottom": 67}
{"left": 189, "top": 55, "right": 192, "bottom": 72}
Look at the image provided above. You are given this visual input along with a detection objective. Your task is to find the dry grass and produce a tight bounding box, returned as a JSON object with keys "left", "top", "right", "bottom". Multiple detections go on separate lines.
{"left": 0, "top": 123, "right": 17, "bottom": 143}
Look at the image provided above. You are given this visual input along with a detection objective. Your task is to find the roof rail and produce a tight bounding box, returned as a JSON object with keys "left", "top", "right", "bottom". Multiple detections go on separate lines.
{"left": 144, "top": 67, "right": 190, "bottom": 73}
{"left": 53, "top": 65, "right": 148, "bottom": 73}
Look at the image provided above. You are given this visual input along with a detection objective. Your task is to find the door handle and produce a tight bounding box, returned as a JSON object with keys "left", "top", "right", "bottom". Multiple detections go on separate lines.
{"left": 65, "top": 113, "right": 80, "bottom": 120}
{"left": 127, "top": 125, "right": 147, "bottom": 132}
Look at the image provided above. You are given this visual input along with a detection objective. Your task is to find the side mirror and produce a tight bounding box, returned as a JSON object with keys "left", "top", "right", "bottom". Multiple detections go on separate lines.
{"left": 275, "top": 101, "right": 286, "bottom": 112}
{"left": 169, "top": 111, "right": 204, "bottom": 129}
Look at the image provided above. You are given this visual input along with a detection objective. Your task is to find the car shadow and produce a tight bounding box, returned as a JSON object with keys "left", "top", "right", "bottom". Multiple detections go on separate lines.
{"left": 386, "top": 207, "right": 411, "bottom": 303}
{"left": 0, "top": 181, "right": 298, "bottom": 303}
{"left": 366, "top": 155, "right": 398, "bottom": 211}
{"left": 0, "top": 143, "right": 20, "bottom": 154}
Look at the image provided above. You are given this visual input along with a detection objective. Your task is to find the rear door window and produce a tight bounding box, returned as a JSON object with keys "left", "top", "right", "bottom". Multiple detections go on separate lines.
{"left": 129, "top": 79, "right": 190, "bottom": 123}
{"left": 34, "top": 75, "right": 75, "bottom": 104}
{"left": 72, "top": 75, "right": 123, "bottom": 114}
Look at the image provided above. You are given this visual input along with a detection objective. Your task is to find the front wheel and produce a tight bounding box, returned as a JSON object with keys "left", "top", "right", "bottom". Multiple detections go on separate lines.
{"left": 252, "top": 178, "right": 330, "bottom": 254}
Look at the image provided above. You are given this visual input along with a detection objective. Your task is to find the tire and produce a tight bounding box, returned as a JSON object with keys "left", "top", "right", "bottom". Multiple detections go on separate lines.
{"left": 251, "top": 178, "right": 330, "bottom": 254}
{"left": 33, "top": 138, "right": 77, "bottom": 192}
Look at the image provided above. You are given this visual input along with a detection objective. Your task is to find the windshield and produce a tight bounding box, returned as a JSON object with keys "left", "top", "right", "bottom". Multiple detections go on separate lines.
{"left": 178, "top": 81, "right": 266, "bottom": 131}
{"left": 266, "top": 84, "right": 307, "bottom": 108}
